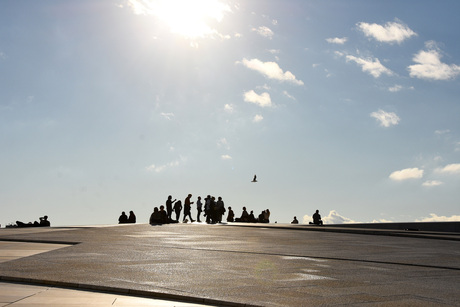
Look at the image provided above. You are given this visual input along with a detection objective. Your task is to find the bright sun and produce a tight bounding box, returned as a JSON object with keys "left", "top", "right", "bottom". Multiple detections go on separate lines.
{"left": 130, "top": 0, "right": 231, "bottom": 39}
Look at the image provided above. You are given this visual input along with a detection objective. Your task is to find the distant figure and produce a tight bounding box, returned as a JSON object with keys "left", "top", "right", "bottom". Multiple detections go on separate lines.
{"left": 291, "top": 216, "right": 299, "bottom": 224}
{"left": 216, "top": 196, "right": 225, "bottom": 223}
{"left": 264, "top": 209, "right": 270, "bottom": 223}
{"left": 227, "top": 206, "right": 234, "bottom": 222}
{"left": 196, "top": 196, "right": 203, "bottom": 223}
{"left": 257, "top": 211, "right": 266, "bottom": 223}
{"left": 118, "top": 211, "right": 128, "bottom": 224}
{"left": 149, "top": 207, "right": 161, "bottom": 224}
{"left": 166, "top": 195, "right": 177, "bottom": 221}
{"left": 174, "top": 200, "right": 182, "bottom": 222}
{"left": 183, "top": 194, "right": 195, "bottom": 223}
{"left": 16, "top": 216, "right": 50, "bottom": 227}
{"left": 235, "top": 207, "right": 249, "bottom": 222}
{"left": 248, "top": 210, "right": 256, "bottom": 223}
{"left": 128, "top": 211, "right": 136, "bottom": 223}
{"left": 204, "top": 195, "right": 212, "bottom": 224}
{"left": 311, "top": 210, "right": 323, "bottom": 225}
{"left": 159, "top": 205, "right": 169, "bottom": 224}
{"left": 252, "top": 174, "right": 257, "bottom": 182}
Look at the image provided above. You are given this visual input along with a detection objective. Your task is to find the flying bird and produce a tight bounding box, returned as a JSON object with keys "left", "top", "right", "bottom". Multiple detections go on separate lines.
{"left": 252, "top": 175, "right": 257, "bottom": 182}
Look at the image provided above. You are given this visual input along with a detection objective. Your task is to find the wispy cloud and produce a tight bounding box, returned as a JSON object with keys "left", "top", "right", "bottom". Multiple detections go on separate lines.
{"left": 253, "top": 114, "right": 263, "bottom": 123}
{"left": 357, "top": 20, "right": 416, "bottom": 44}
{"left": 326, "top": 37, "right": 347, "bottom": 44}
{"left": 346, "top": 55, "right": 393, "bottom": 78}
{"left": 283, "top": 91, "right": 296, "bottom": 100}
{"left": 408, "top": 42, "right": 460, "bottom": 80}
{"left": 221, "top": 154, "right": 232, "bottom": 160}
{"left": 161, "top": 112, "right": 175, "bottom": 120}
{"left": 422, "top": 180, "right": 443, "bottom": 187}
{"left": 370, "top": 109, "right": 400, "bottom": 127}
{"left": 416, "top": 213, "right": 460, "bottom": 222}
{"left": 388, "top": 84, "right": 403, "bottom": 92}
{"left": 252, "top": 26, "right": 274, "bottom": 39}
{"left": 243, "top": 90, "right": 272, "bottom": 107}
{"left": 389, "top": 168, "right": 424, "bottom": 181}
{"left": 436, "top": 163, "right": 460, "bottom": 174}
{"left": 146, "top": 156, "right": 186, "bottom": 173}
{"left": 238, "top": 58, "right": 304, "bottom": 85}
{"left": 224, "top": 104, "right": 234, "bottom": 113}
{"left": 217, "top": 137, "right": 230, "bottom": 149}
{"left": 434, "top": 129, "right": 450, "bottom": 135}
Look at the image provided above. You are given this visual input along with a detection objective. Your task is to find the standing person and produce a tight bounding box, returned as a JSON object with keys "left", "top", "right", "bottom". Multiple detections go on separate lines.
{"left": 196, "top": 196, "right": 203, "bottom": 223}
{"left": 166, "top": 195, "right": 177, "bottom": 221}
{"left": 204, "top": 195, "right": 212, "bottom": 224}
{"left": 263, "top": 209, "right": 270, "bottom": 223}
{"left": 183, "top": 194, "right": 195, "bottom": 222}
{"left": 227, "top": 207, "right": 234, "bottom": 222}
{"left": 128, "top": 211, "right": 136, "bottom": 223}
{"left": 216, "top": 196, "right": 225, "bottom": 223}
{"left": 173, "top": 200, "right": 182, "bottom": 222}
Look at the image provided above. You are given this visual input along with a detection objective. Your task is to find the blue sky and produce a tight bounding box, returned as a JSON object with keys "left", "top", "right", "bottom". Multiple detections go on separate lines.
{"left": 1, "top": 0, "right": 459, "bottom": 226}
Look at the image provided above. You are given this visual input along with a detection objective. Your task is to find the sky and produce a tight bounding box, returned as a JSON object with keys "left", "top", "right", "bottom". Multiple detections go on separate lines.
{"left": 1, "top": 0, "right": 459, "bottom": 227}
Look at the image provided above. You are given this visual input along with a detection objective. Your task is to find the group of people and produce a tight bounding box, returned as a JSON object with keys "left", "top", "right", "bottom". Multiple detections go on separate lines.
{"left": 13, "top": 215, "right": 50, "bottom": 228}
{"left": 290, "top": 210, "right": 323, "bottom": 225}
{"left": 118, "top": 211, "right": 136, "bottom": 224}
{"left": 148, "top": 194, "right": 272, "bottom": 225}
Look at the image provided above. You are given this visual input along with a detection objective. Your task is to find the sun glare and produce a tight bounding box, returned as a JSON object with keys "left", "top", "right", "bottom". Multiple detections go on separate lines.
{"left": 130, "top": 0, "right": 231, "bottom": 39}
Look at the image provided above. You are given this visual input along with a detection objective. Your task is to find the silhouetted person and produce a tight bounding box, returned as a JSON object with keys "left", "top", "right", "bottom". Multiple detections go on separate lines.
{"left": 249, "top": 210, "right": 256, "bottom": 223}
{"left": 118, "top": 211, "right": 128, "bottom": 224}
{"left": 174, "top": 200, "right": 182, "bottom": 222}
{"left": 128, "top": 211, "right": 136, "bottom": 223}
{"left": 227, "top": 206, "right": 234, "bottom": 222}
{"left": 216, "top": 196, "right": 225, "bottom": 223}
{"left": 235, "top": 207, "right": 249, "bottom": 222}
{"left": 166, "top": 195, "right": 177, "bottom": 220}
{"left": 258, "top": 211, "right": 266, "bottom": 223}
{"left": 204, "top": 195, "right": 212, "bottom": 223}
{"left": 291, "top": 216, "right": 299, "bottom": 224}
{"left": 39, "top": 216, "right": 50, "bottom": 226}
{"left": 159, "top": 205, "right": 169, "bottom": 224}
{"left": 183, "top": 194, "right": 195, "bottom": 222}
{"left": 150, "top": 207, "right": 161, "bottom": 224}
{"left": 196, "top": 196, "right": 203, "bottom": 223}
{"left": 311, "top": 210, "right": 323, "bottom": 225}
{"left": 264, "top": 209, "right": 270, "bottom": 223}
{"left": 252, "top": 174, "right": 257, "bottom": 182}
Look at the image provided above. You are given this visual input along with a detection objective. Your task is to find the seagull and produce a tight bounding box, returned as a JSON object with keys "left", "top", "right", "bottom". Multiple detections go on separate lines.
{"left": 251, "top": 175, "right": 257, "bottom": 182}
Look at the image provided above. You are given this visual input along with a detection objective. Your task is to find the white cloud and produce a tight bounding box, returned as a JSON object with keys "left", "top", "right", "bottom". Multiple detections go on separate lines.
{"left": 357, "top": 20, "right": 416, "bottom": 44}
{"left": 268, "top": 49, "right": 280, "bottom": 54}
{"left": 224, "top": 104, "right": 234, "bottom": 113}
{"left": 243, "top": 90, "right": 272, "bottom": 107}
{"left": 326, "top": 37, "right": 348, "bottom": 44}
{"left": 408, "top": 44, "right": 460, "bottom": 80}
{"left": 436, "top": 163, "right": 460, "bottom": 174}
{"left": 388, "top": 85, "right": 403, "bottom": 92}
{"left": 221, "top": 154, "right": 232, "bottom": 160}
{"left": 302, "top": 210, "right": 358, "bottom": 224}
{"left": 252, "top": 26, "right": 274, "bottom": 39}
{"left": 416, "top": 213, "right": 460, "bottom": 222}
{"left": 238, "top": 58, "right": 304, "bottom": 85}
{"left": 161, "top": 112, "right": 175, "bottom": 120}
{"left": 389, "top": 168, "right": 424, "bottom": 181}
{"left": 422, "top": 180, "right": 443, "bottom": 187}
{"left": 370, "top": 109, "right": 400, "bottom": 127}
{"left": 346, "top": 55, "right": 393, "bottom": 78}
{"left": 253, "top": 114, "right": 263, "bottom": 123}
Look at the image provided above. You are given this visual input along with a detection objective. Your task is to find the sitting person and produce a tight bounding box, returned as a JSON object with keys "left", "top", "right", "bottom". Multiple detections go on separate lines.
{"left": 248, "top": 210, "right": 256, "bottom": 223}
{"left": 128, "top": 211, "right": 136, "bottom": 223}
{"left": 149, "top": 207, "right": 162, "bottom": 224}
{"left": 159, "top": 205, "right": 169, "bottom": 224}
{"left": 235, "top": 207, "right": 249, "bottom": 222}
{"left": 39, "top": 215, "right": 50, "bottom": 227}
{"left": 310, "top": 210, "right": 323, "bottom": 225}
{"left": 227, "top": 206, "right": 234, "bottom": 222}
{"left": 291, "top": 216, "right": 299, "bottom": 224}
{"left": 257, "top": 211, "right": 266, "bottom": 223}
{"left": 118, "top": 211, "right": 128, "bottom": 224}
